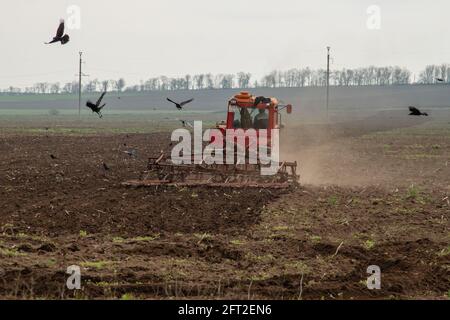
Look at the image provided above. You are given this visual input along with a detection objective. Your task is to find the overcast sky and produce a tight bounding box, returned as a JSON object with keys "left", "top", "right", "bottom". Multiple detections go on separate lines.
{"left": 0, "top": 0, "right": 449, "bottom": 88}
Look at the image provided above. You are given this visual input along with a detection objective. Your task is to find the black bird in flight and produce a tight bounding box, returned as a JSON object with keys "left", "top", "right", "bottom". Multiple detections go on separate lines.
{"left": 167, "top": 98, "right": 194, "bottom": 110}
{"left": 50, "top": 154, "right": 57, "bottom": 160}
{"left": 102, "top": 162, "right": 110, "bottom": 171}
{"left": 86, "top": 91, "right": 107, "bottom": 118}
{"left": 45, "top": 19, "right": 70, "bottom": 45}
{"left": 436, "top": 78, "right": 445, "bottom": 82}
{"left": 409, "top": 106, "right": 428, "bottom": 116}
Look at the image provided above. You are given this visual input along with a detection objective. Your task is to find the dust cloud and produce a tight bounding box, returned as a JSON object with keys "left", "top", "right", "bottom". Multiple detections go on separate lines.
{"left": 280, "top": 110, "right": 430, "bottom": 187}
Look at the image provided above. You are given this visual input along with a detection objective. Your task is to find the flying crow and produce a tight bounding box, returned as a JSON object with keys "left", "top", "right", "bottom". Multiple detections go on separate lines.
{"left": 45, "top": 19, "right": 70, "bottom": 45}
{"left": 167, "top": 98, "right": 194, "bottom": 110}
{"left": 409, "top": 106, "right": 428, "bottom": 116}
{"left": 86, "top": 91, "right": 107, "bottom": 118}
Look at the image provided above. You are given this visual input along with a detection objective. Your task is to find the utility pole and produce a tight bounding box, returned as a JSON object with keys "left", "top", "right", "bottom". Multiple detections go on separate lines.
{"left": 78, "top": 52, "right": 82, "bottom": 118}
{"left": 77, "top": 52, "right": 89, "bottom": 118}
{"left": 326, "top": 46, "right": 331, "bottom": 124}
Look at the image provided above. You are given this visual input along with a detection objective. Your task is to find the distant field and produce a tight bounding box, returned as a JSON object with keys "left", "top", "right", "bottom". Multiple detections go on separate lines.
{"left": 0, "top": 84, "right": 449, "bottom": 137}
{"left": 0, "top": 110, "right": 222, "bottom": 134}
{"left": 0, "top": 92, "right": 161, "bottom": 102}
{"left": 1, "top": 85, "right": 450, "bottom": 126}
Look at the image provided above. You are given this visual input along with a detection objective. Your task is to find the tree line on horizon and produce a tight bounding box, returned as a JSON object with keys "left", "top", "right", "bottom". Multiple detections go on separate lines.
{"left": 2, "top": 64, "right": 449, "bottom": 95}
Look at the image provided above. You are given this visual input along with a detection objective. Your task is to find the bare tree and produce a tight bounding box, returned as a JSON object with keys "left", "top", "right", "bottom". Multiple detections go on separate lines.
{"left": 237, "top": 72, "right": 251, "bottom": 88}
{"left": 85, "top": 80, "right": 97, "bottom": 93}
{"left": 102, "top": 80, "right": 109, "bottom": 92}
{"left": 205, "top": 74, "right": 214, "bottom": 89}
{"left": 62, "top": 82, "right": 72, "bottom": 93}
{"left": 184, "top": 74, "right": 192, "bottom": 90}
{"left": 419, "top": 65, "right": 435, "bottom": 84}
{"left": 109, "top": 80, "right": 118, "bottom": 92}
{"left": 193, "top": 74, "right": 205, "bottom": 90}
{"left": 117, "top": 78, "right": 126, "bottom": 92}
{"left": 50, "top": 82, "right": 60, "bottom": 94}
{"left": 262, "top": 71, "right": 276, "bottom": 88}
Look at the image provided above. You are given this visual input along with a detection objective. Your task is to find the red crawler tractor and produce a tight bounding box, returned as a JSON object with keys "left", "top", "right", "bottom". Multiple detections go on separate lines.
{"left": 124, "top": 91, "right": 299, "bottom": 188}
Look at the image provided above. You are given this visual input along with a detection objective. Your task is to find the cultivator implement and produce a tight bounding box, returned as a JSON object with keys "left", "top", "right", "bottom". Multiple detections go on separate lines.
{"left": 123, "top": 91, "right": 300, "bottom": 189}
{"left": 123, "top": 154, "right": 299, "bottom": 189}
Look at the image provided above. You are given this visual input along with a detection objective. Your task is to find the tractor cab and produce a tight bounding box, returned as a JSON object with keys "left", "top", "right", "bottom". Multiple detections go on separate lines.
{"left": 216, "top": 91, "right": 292, "bottom": 147}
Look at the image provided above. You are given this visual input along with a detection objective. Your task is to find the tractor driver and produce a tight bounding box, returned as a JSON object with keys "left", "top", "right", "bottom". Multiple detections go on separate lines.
{"left": 254, "top": 108, "right": 268, "bottom": 129}
{"left": 239, "top": 107, "right": 253, "bottom": 129}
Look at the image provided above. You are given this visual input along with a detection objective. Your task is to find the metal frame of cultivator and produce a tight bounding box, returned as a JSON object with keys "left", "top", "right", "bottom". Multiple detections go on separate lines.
{"left": 123, "top": 153, "right": 299, "bottom": 189}
{"left": 123, "top": 92, "right": 300, "bottom": 189}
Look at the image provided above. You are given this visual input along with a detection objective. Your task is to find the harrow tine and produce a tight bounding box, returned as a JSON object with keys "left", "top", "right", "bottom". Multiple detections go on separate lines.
{"left": 154, "top": 155, "right": 164, "bottom": 164}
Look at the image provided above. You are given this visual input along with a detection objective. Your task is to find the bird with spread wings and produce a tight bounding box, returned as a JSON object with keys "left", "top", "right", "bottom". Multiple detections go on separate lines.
{"left": 86, "top": 92, "right": 107, "bottom": 118}
{"left": 45, "top": 19, "right": 70, "bottom": 45}
{"left": 167, "top": 98, "right": 194, "bottom": 110}
{"left": 409, "top": 106, "right": 428, "bottom": 116}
